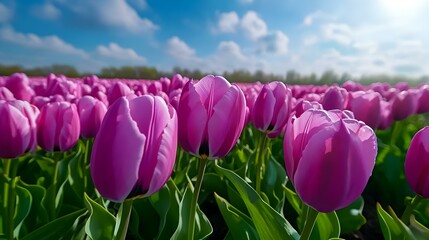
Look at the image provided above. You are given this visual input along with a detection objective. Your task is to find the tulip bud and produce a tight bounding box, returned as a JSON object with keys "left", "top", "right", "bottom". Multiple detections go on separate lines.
{"left": 107, "top": 82, "right": 133, "bottom": 106}
{"left": 178, "top": 75, "right": 246, "bottom": 159}
{"left": 4, "top": 73, "right": 34, "bottom": 101}
{"left": 91, "top": 95, "right": 177, "bottom": 202}
{"left": 0, "top": 101, "right": 31, "bottom": 158}
{"left": 37, "top": 102, "right": 80, "bottom": 152}
{"left": 77, "top": 96, "right": 107, "bottom": 138}
{"left": 284, "top": 109, "right": 377, "bottom": 212}
{"left": 321, "top": 87, "right": 347, "bottom": 110}
{"left": 405, "top": 127, "right": 429, "bottom": 198}
{"left": 250, "top": 81, "right": 292, "bottom": 138}
{"left": 390, "top": 90, "right": 418, "bottom": 121}
{"left": 347, "top": 91, "right": 382, "bottom": 129}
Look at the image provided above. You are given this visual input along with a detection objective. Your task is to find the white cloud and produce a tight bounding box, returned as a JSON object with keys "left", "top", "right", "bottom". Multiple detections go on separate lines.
{"left": 0, "top": 27, "right": 88, "bottom": 58}
{"left": 96, "top": 43, "right": 146, "bottom": 62}
{"left": 218, "top": 11, "right": 240, "bottom": 33}
{"left": 303, "top": 35, "right": 319, "bottom": 46}
{"left": 322, "top": 23, "right": 353, "bottom": 45}
{"left": 0, "top": 3, "right": 12, "bottom": 23}
{"left": 258, "top": 31, "right": 289, "bottom": 55}
{"left": 55, "top": 0, "right": 158, "bottom": 34}
{"left": 241, "top": 11, "right": 268, "bottom": 40}
{"left": 32, "top": 3, "right": 61, "bottom": 20}
{"left": 303, "top": 11, "right": 334, "bottom": 26}
{"left": 217, "top": 41, "right": 247, "bottom": 61}
{"left": 166, "top": 36, "right": 196, "bottom": 60}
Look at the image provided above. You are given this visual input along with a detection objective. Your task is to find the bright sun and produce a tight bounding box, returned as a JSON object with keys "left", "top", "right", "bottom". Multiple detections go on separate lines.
{"left": 378, "top": 0, "right": 426, "bottom": 19}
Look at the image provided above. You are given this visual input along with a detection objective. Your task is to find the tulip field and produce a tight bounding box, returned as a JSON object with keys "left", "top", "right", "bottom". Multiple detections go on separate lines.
{"left": 1, "top": 73, "right": 429, "bottom": 240}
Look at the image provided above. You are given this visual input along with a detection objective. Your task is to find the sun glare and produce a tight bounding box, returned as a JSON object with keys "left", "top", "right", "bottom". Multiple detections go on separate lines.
{"left": 378, "top": 0, "right": 426, "bottom": 20}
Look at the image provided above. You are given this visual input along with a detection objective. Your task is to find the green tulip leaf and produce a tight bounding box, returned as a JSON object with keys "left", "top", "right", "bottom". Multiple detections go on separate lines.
{"left": 83, "top": 193, "right": 116, "bottom": 240}
{"left": 409, "top": 215, "right": 429, "bottom": 239}
{"left": 215, "top": 163, "right": 299, "bottom": 240}
{"left": 171, "top": 184, "right": 213, "bottom": 240}
{"left": 336, "top": 196, "right": 366, "bottom": 234}
{"left": 309, "top": 211, "right": 341, "bottom": 240}
{"left": 22, "top": 209, "right": 87, "bottom": 240}
{"left": 261, "top": 158, "right": 287, "bottom": 213}
{"left": 17, "top": 180, "right": 48, "bottom": 231}
{"left": 215, "top": 193, "right": 259, "bottom": 240}
{"left": 376, "top": 203, "right": 415, "bottom": 240}
{"left": 13, "top": 184, "right": 32, "bottom": 238}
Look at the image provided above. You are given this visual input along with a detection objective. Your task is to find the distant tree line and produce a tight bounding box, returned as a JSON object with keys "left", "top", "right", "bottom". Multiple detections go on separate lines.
{"left": 1, "top": 64, "right": 428, "bottom": 86}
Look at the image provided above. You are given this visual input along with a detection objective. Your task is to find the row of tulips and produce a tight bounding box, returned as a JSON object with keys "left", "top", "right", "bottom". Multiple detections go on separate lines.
{"left": 0, "top": 73, "right": 429, "bottom": 239}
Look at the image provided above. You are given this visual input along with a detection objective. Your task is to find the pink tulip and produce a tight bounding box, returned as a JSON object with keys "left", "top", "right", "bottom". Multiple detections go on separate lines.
{"left": 37, "top": 102, "right": 80, "bottom": 152}
{"left": 250, "top": 81, "right": 292, "bottom": 138}
{"left": 0, "top": 87, "right": 15, "bottom": 101}
{"left": 321, "top": 87, "right": 347, "bottom": 110}
{"left": 405, "top": 127, "right": 429, "bottom": 198}
{"left": 0, "top": 101, "right": 31, "bottom": 158}
{"left": 390, "top": 90, "right": 418, "bottom": 121}
{"left": 347, "top": 91, "right": 382, "bottom": 129}
{"left": 178, "top": 75, "right": 246, "bottom": 159}
{"left": 284, "top": 109, "right": 377, "bottom": 212}
{"left": 107, "top": 82, "right": 133, "bottom": 106}
{"left": 4, "top": 73, "right": 34, "bottom": 101}
{"left": 77, "top": 96, "right": 107, "bottom": 138}
{"left": 91, "top": 95, "right": 177, "bottom": 202}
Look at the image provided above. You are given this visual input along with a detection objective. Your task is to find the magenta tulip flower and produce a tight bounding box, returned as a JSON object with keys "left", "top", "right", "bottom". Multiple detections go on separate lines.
{"left": 250, "top": 81, "right": 292, "bottom": 138}
{"left": 4, "top": 73, "right": 34, "bottom": 102}
{"left": 405, "top": 127, "right": 429, "bottom": 198}
{"left": 390, "top": 90, "right": 418, "bottom": 121}
{"left": 178, "top": 75, "right": 246, "bottom": 159}
{"left": 284, "top": 109, "right": 377, "bottom": 212}
{"left": 346, "top": 91, "right": 382, "bottom": 129}
{"left": 107, "top": 82, "right": 133, "bottom": 106}
{"left": 91, "top": 95, "right": 177, "bottom": 202}
{"left": 37, "top": 102, "right": 80, "bottom": 152}
{"left": 8, "top": 100, "right": 39, "bottom": 152}
{"left": 321, "top": 87, "right": 347, "bottom": 110}
{"left": 77, "top": 96, "right": 107, "bottom": 138}
{"left": 0, "top": 101, "right": 31, "bottom": 158}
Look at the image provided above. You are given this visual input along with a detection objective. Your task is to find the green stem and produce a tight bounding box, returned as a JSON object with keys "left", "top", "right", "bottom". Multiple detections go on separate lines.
{"left": 390, "top": 121, "right": 402, "bottom": 147}
{"left": 188, "top": 157, "right": 208, "bottom": 240}
{"left": 2, "top": 159, "right": 18, "bottom": 240}
{"left": 114, "top": 199, "right": 133, "bottom": 240}
{"left": 83, "top": 139, "right": 91, "bottom": 192}
{"left": 300, "top": 206, "right": 318, "bottom": 240}
{"left": 50, "top": 160, "right": 60, "bottom": 221}
{"left": 401, "top": 195, "right": 423, "bottom": 225}
{"left": 255, "top": 134, "right": 268, "bottom": 194}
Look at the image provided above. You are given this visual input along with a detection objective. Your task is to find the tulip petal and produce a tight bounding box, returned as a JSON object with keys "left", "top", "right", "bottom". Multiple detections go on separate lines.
{"left": 194, "top": 75, "right": 231, "bottom": 116}
{"left": 129, "top": 96, "right": 170, "bottom": 193}
{"left": 146, "top": 105, "right": 178, "bottom": 196}
{"left": 0, "top": 104, "right": 30, "bottom": 158}
{"left": 178, "top": 81, "right": 207, "bottom": 156}
{"left": 91, "top": 97, "right": 145, "bottom": 202}
{"left": 208, "top": 85, "right": 246, "bottom": 158}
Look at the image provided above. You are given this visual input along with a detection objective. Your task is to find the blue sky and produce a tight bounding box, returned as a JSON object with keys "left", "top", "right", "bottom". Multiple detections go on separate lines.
{"left": 0, "top": 0, "right": 428, "bottom": 77}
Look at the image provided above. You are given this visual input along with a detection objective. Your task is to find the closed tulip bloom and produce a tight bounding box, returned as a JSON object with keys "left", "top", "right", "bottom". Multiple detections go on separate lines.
{"left": 4, "top": 73, "right": 34, "bottom": 101}
{"left": 416, "top": 86, "right": 429, "bottom": 114}
{"left": 107, "top": 82, "right": 133, "bottom": 106}
{"left": 37, "top": 102, "right": 80, "bottom": 152}
{"left": 293, "top": 99, "right": 322, "bottom": 118}
{"left": 8, "top": 100, "right": 39, "bottom": 152}
{"left": 284, "top": 109, "right": 377, "bottom": 212}
{"left": 347, "top": 91, "right": 382, "bottom": 129}
{"left": 321, "top": 87, "right": 347, "bottom": 110}
{"left": 250, "top": 81, "right": 292, "bottom": 138}
{"left": 77, "top": 96, "right": 107, "bottom": 138}
{"left": 178, "top": 75, "right": 246, "bottom": 159}
{"left": 390, "top": 90, "right": 418, "bottom": 121}
{"left": 0, "top": 101, "right": 31, "bottom": 158}
{"left": 91, "top": 95, "right": 177, "bottom": 202}
{"left": 405, "top": 127, "right": 429, "bottom": 198}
